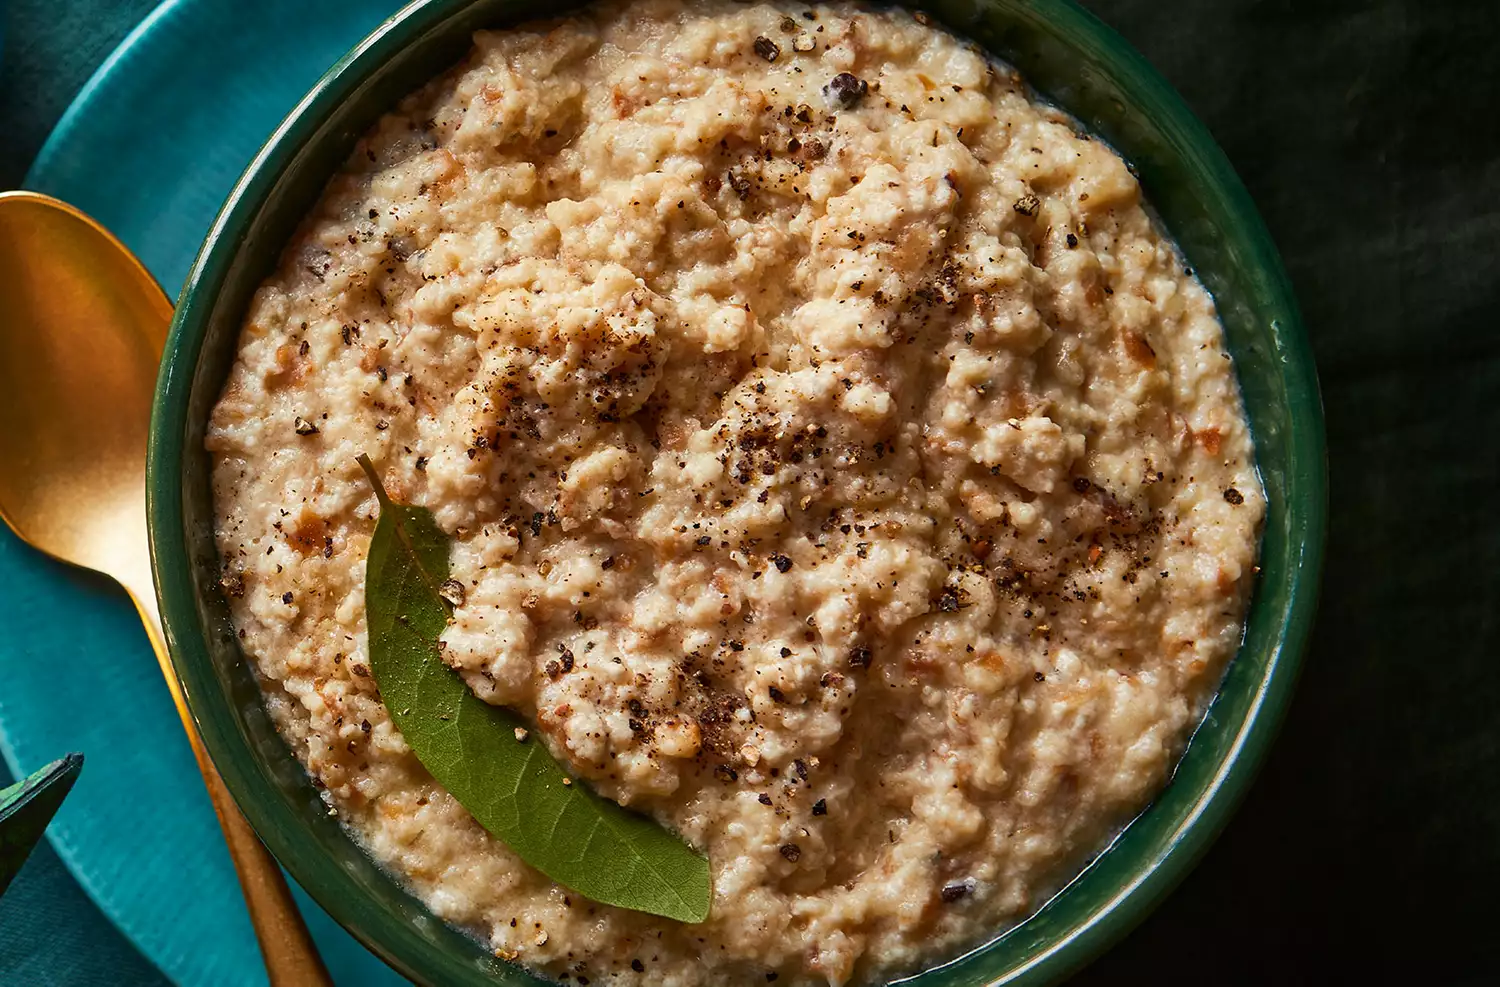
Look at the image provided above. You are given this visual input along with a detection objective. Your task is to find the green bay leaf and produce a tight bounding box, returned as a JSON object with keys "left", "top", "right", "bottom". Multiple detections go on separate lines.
{"left": 356, "top": 456, "right": 710, "bottom": 923}
{"left": 0, "top": 753, "right": 83, "bottom": 897}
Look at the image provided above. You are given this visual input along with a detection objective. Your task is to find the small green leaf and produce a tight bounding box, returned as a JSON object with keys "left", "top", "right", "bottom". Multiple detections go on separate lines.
{"left": 0, "top": 753, "right": 83, "bottom": 897}
{"left": 356, "top": 456, "right": 710, "bottom": 922}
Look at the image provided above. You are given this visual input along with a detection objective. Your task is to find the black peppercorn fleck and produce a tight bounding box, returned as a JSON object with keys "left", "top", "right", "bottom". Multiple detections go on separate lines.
{"left": 823, "top": 72, "right": 868, "bottom": 109}
{"left": 438, "top": 578, "right": 465, "bottom": 607}
{"left": 940, "top": 880, "right": 974, "bottom": 903}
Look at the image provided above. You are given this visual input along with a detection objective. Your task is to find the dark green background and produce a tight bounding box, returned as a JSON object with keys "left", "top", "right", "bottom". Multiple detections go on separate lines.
{"left": 2, "top": 0, "right": 1496, "bottom": 983}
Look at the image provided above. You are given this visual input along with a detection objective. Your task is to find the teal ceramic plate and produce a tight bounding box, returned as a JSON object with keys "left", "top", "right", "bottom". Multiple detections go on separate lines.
{"left": 0, "top": 0, "right": 411, "bottom": 983}
{"left": 149, "top": 0, "right": 1326, "bottom": 985}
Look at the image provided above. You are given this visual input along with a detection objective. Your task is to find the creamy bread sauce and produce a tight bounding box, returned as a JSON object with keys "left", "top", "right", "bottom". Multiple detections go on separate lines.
{"left": 208, "top": 2, "right": 1265, "bottom": 982}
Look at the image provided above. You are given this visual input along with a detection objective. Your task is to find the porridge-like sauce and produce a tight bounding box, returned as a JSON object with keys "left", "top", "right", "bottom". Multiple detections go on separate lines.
{"left": 207, "top": 1, "right": 1265, "bottom": 982}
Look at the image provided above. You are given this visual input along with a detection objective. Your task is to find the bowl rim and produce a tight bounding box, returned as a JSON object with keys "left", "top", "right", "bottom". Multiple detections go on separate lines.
{"left": 148, "top": 0, "right": 1327, "bottom": 983}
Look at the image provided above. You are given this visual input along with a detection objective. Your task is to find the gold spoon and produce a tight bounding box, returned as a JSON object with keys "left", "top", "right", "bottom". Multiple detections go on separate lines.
{"left": 0, "top": 190, "right": 331, "bottom": 987}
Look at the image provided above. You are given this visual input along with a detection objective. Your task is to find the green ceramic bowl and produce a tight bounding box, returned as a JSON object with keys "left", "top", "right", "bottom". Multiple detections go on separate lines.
{"left": 149, "top": 0, "right": 1326, "bottom": 983}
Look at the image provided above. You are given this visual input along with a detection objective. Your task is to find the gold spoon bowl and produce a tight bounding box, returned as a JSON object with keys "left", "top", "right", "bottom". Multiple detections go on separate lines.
{"left": 0, "top": 189, "right": 330, "bottom": 987}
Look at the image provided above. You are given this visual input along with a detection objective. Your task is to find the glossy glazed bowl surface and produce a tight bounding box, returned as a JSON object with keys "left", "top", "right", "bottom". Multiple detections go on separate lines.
{"left": 149, "top": 1, "right": 1326, "bottom": 983}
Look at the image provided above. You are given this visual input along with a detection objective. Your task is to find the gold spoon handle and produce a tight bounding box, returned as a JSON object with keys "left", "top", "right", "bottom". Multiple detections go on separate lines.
{"left": 127, "top": 573, "right": 332, "bottom": 987}
{"left": 193, "top": 745, "right": 333, "bottom": 987}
